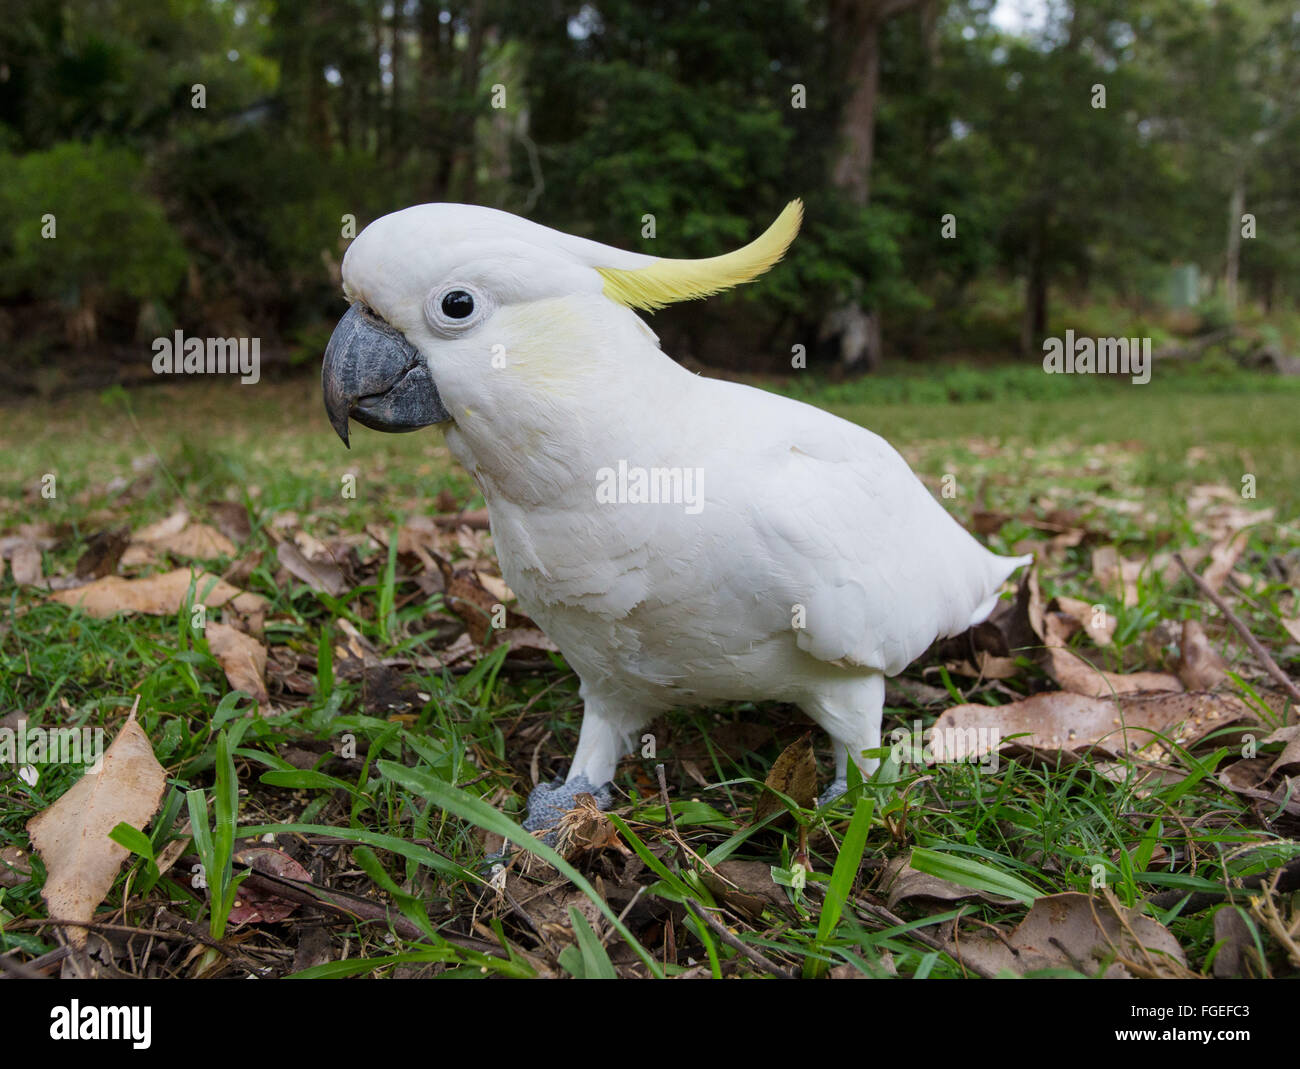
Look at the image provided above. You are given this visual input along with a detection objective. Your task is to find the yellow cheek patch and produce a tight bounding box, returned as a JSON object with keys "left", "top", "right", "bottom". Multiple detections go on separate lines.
{"left": 597, "top": 199, "right": 802, "bottom": 311}
{"left": 492, "top": 302, "right": 600, "bottom": 391}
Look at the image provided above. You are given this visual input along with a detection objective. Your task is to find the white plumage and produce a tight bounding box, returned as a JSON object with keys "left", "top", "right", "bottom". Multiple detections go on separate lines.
{"left": 327, "top": 201, "right": 1030, "bottom": 821}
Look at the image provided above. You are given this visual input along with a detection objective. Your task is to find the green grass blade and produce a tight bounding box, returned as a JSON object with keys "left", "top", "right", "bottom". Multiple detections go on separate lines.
{"left": 909, "top": 846, "right": 1041, "bottom": 904}
{"left": 377, "top": 760, "right": 664, "bottom": 978}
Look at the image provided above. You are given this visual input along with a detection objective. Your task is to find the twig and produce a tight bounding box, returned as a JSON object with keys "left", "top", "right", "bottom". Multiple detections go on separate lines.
{"left": 0, "top": 950, "right": 47, "bottom": 979}
{"left": 656, "top": 763, "right": 679, "bottom": 838}
{"left": 683, "top": 898, "right": 796, "bottom": 979}
{"left": 1175, "top": 553, "right": 1300, "bottom": 706}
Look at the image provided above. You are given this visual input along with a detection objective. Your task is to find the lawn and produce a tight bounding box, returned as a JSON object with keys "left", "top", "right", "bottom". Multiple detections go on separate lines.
{"left": 1, "top": 366, "right": 1297, "bottom": 978}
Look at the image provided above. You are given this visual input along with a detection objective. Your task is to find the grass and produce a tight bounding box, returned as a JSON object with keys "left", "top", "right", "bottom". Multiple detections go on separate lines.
{"left": 0, "top": 364, "right": 1297, "bottom": 978}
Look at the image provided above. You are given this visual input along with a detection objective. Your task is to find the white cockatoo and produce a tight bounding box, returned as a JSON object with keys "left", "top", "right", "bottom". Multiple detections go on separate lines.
{"left": 322, "top": 200, "right": 1031, "bottom": 829}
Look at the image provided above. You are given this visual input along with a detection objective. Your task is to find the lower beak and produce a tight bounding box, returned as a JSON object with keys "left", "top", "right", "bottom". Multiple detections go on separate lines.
{"left": 321, "top": 302, "right": 452, "bottom": 447}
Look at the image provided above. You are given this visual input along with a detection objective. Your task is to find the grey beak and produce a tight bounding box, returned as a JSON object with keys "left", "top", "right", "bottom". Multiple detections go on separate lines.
{"left": 321, "top": 302, "right": 451, "bottom": 447}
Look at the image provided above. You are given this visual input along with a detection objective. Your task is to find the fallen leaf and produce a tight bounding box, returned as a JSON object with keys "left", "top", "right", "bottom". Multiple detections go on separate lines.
{"left": 476, "top": 571, "right": 514, "bottom": 604}
{"left": 753, "top": 732, "right": 817, "bottom": 823}
{"left": 1052, "top": 595, "right": 1115, "bottom": 646}
{"left": 1212, "top": 906, "right": 1266, "bottom": 978}
{"left": 1203, "top": 529, "right": 1250, "bottom": 593}
{"left": 1265, "top": 725, "right": 1300, "bottom": 777}
{"left": 931, "top": 690, "right": 1255, "bottom": 761}
{"left": 208, "top": 501, "right": 253, "bottom": 544}
{"left": 1092, "top": 547, "right": 1142, "bottom": 607}
{"left": 134, "top": 510, "right": 189, "bottom": 543}
{"left": 206, "top": 623, "right": 269, "bottom": 707}
{"left": 25, "top": 701, "right": 167, "bottom": 947}
{"left": 228, "top": 847, "right": 312, "bottom": 925}
{"left": 951, "top": 891, "right": 1188, "bottom": 977}
{"left": 879, "top": 855, "right": 1015, "bottom": 909}
{"left": 1281, "top": 618, "right": 1300, "bottom": 645}
{"left": 11, "top": 542, "right": 42, "bottom": 586}
{"left": 75, "top": 528, "right": 131, "bottom": 580}
{"left": 498, "top": 627, "right": 559, "bottom": 656}
{"left": 49, "top": 569, "right": 267, "bottom": 617}
{"left": 1176, "top": 619, "right": 1229, "bottom": 691}
{"left": 277, "top": 541, "right": 347, "bottom": 597}
{"left": 699, "top": 860, "right": 793, "bottom": 919}
{"left": 1043, "top": 612, "right": 1182, "bottom": 698}
{"left": 0, "top": 845, "right": 32, "bottom": 888}
{"left": 147, "top": 523, "right": 236, "bottom": 560}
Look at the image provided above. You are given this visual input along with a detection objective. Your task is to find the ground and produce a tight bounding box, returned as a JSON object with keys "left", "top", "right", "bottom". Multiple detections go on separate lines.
{"left": 0, "top": 365, "right": 1297, "bottom": 978}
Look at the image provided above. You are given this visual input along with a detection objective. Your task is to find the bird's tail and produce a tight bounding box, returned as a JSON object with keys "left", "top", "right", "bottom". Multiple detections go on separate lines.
{"left": 967, "top": 552, "right": 1034, "bottom": 629}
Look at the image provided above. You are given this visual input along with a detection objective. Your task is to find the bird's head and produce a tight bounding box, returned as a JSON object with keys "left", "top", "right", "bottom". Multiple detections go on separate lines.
{"left": 322, "top": 200, "right": 802, "bottom": 447}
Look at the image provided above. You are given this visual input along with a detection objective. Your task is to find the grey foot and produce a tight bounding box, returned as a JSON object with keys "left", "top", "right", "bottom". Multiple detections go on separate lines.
{"left": 522, "top": 774, "right": 613, "bottom": 834}
{"left": 817, "top": 777, "right": 849, "bottom": 808}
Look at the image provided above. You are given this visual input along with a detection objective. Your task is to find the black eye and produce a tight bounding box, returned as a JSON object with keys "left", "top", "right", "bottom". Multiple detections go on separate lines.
{"left": 441, "top": 290, "right": 474, "bottom": 319}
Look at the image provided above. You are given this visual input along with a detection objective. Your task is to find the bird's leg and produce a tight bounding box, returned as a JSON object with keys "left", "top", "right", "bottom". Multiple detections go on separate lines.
{"left": 804, "top": 673, "right": 884, "bottom": 808}
{"left": 522, "top": 693, "right": 637, "bottom": 833}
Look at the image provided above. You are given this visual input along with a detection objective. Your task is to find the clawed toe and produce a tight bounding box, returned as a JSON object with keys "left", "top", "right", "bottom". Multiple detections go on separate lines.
{"left": 817, "top": 777, "right": 849, "bottom": 808}
{"left": 522, "top": 773, "right": 613, "bottom": 834}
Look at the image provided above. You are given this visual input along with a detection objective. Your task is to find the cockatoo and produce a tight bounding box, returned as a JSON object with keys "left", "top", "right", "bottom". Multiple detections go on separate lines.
{"left": 322, "top": 200, "right": 1031, "bottom": 830}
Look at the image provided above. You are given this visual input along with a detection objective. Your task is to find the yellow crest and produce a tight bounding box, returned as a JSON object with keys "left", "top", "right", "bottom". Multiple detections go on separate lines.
{"left": 597, "top": 200, "right": 803, "bottom": 311}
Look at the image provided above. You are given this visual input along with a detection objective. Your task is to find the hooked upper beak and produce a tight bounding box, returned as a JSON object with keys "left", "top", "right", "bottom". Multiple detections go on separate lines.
{"left": 321, "top": 302, "right": 452, "bottom": 448}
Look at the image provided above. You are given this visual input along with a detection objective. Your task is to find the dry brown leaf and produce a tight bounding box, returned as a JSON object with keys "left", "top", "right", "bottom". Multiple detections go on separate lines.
{"left": 1176, "top": 619, "right": 1229, "bottom": 691}
{"left": 1203, "top": 528, "right": 1250, "bottom": 593}
{"left": 0, "top": 845, "right": 32, "bottom": 888}
{"left": 75, "top": 528, "right": 131, "bottom": 580}
{"left": 1217, "top": 763, "right": 1300, "bottom": 816}
{"left": 1043, "top": 613, "right": 1182, "bottom": 698}
{"left": 753, "top": 732, "right": 817, "bottom": 823}
{"left": 439, "top": 563, "right": 505, "bottom": 645}
{"left": 49, "top": 569, "right": 267, "bottom": 617}
{"left": 1052, "top": 595, "right": 1115, "bottom": 646}
{"left": 931, "top": 690, "right": 1254, "bottom": 761}
{"left": 11, "top": 542, "right": 43, "bottom": 586}
{"left": 1265, "top": 725, "right": 1300, "bottom": 778}
{"left": 1091, "top": 546, "right": 1142, "bottom": 607}
{"left": 208, "top": 501, "right": 252, "bottom": 544}
{"left": 292, "top": 529, "right": 332, "bottom": 559}
{"left": 134, "top": 509, "right": 189, "bottom": 542}
{"left": 498, "top": 627, "right": 560, "bottom": 656}
{"left": 207, "top": 623, "right": 269, "bottom": 707}
{"left": 1281, "top": 618, "right": 1300, "bottom": 645}
{"left": 26, "top": 702, "right": 167, "bottom": 947}
{"left": 147, "top": 523, "right": 236, "bottom": 560}
{"left": 880, "top": 855, "right": 1015, "bottom": 909}
{"left": 277, "top": 541, "right": 347, "bottom": 597}
{"left": 699, "top": 860, "right": 793, "bottom": 920}
{"left": 228, "top": 847, "right": 312, "bottom": 926}
{"left": 951, "top": 892, "right": 1188, "bottom": 978}
{"left": 1213, "top": 906, "right": 1266, "bottom": 978}
{"left": 476, "top": 571, "right": 514, "bottom": 604}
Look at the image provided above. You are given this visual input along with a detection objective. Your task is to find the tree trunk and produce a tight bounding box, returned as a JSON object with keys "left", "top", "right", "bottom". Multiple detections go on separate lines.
{"left": 1019, "top": 215, "right": 1049, "bottom": 357}
{"left": 821, "top": 0, "right": 925, "bottom": 373}
{"left": 1224, "top": 168, "right": 1245, "bottom": 314}
{"left": 830, "top": 7, "right": 880, "bottom": 206}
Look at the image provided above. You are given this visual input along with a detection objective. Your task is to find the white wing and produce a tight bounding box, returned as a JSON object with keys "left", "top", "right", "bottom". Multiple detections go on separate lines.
{"left": 704, "top": 380, "right": 1030, "bottom": 676}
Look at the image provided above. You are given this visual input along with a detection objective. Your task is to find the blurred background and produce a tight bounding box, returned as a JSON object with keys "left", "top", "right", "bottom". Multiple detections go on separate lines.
{"left": 1, "top": 0, "right": 1298, "bottom": 397}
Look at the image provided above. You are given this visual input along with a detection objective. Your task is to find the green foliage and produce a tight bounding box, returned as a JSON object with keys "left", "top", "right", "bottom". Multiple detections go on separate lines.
{"left": 0, "top": 0, "right": 1297, "bottom": 366}
{"left": 0, "top": 140, "right": 186, "bottom": 304}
